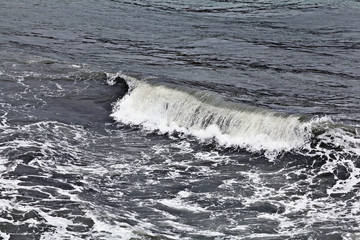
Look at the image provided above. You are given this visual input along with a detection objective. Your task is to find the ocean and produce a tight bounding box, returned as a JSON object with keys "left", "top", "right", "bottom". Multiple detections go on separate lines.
{"left": 1, "top": 0, "right": 360, "bottom": 239}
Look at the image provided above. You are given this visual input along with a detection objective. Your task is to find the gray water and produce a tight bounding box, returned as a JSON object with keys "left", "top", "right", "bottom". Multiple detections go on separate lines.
{"left": 1, "top": 1, "right": 360, "bottom": 239}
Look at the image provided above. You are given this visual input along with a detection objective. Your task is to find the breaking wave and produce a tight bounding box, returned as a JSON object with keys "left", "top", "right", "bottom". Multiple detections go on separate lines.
{"left": 110, "top": 75, "right": 359, "bottom": 160}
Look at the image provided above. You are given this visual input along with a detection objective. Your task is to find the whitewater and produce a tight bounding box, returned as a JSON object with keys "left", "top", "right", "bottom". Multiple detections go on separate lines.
{"left": 111, "top": 75, "right": 360, "bottom": 160}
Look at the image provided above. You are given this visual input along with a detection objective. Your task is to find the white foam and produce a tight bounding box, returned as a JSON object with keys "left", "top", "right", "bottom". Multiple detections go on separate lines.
{"left": 0, "top": 118, "right": 8, "bottom": 128}
{"left": 299, "top": 117, "right": 360, "bottom": 194}
{"left": 178, "top": 190, "right": 192, "bottom": 198}
{"left": 162, "top": 220, "right": 225, "bottom": 238}
{"left": 152, "top": 144, "right": 169, "bottom": 154}
{"left": 218, "top": 178, "right": 237, "bottom": 190}
{"left": 167, "top": 171, "right": 181, "bottom": 179}
{"left": 343, "top": 233, "right": 360, "bottom": 240}
{"left": 106, "top": 72, "right": 121, "bottom": 86}
{"left": 327, "top": 160, "right": 360, "bottom": 195}
{"left": 170, "top": 141, "right": 194, "bottom": 154}
{"left": 0, "top": 156, "right": 7, "bottom": 172}
{"left": 106, "top": 72, "right": 139, "bottom": 89}
{"left": 195, "top": 151, "right": 230, "bottom": 162}
{"left": 159, "top": 198, "right": 208, "bottom": 213}
{"left": 0, "top": 106, "right": 9, "bottom": 129}
{"left": 55, "top": 83, "right": 64, "bottom": 90}
{"left": 89, "top": 217, "right": 135, "bottom": 240}
{"left": 0, "top": 232, "right": 10, "bottom": 240}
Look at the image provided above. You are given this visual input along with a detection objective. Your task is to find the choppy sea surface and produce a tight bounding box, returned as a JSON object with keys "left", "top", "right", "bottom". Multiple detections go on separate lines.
{"left": 1, "top": 1, "right": 360, "bottom": 239}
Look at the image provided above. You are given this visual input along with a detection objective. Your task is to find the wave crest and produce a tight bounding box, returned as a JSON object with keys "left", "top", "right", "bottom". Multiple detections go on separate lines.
{"left": 111, "top": 77, "right": 314, "bottom": 156}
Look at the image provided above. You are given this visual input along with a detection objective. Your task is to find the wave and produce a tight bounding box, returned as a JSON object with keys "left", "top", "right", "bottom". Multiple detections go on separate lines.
{"left": 110, "top": 75, "right": 309, "bottom": 155}
{"left": 110, "top": 74, "right": 360, "bottom": 161}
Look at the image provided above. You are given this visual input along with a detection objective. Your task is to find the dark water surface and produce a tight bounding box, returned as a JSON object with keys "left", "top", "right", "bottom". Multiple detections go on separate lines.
{"left": 1, "top": 1, "right": 360, "bottom": 239}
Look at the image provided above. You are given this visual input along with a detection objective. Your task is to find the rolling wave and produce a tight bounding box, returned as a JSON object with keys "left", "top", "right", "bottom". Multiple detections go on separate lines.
{"left": 110, "top": 74, "right": 360, "bottom": 161}
{"left": 110, "top": 75, "right": 310, "bottom": 156}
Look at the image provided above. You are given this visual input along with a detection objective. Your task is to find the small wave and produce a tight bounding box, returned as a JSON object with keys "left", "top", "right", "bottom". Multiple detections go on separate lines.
{"left": 110, "top": 76, "right": 315, "bottom": 157}
{"left": 111, "top": 75, "right": 360, "bottom": 160}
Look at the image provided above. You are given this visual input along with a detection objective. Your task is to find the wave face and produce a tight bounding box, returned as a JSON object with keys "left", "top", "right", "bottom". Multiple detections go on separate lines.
{"left": 111, "top": 76, "right": 313, "bottom": 156}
